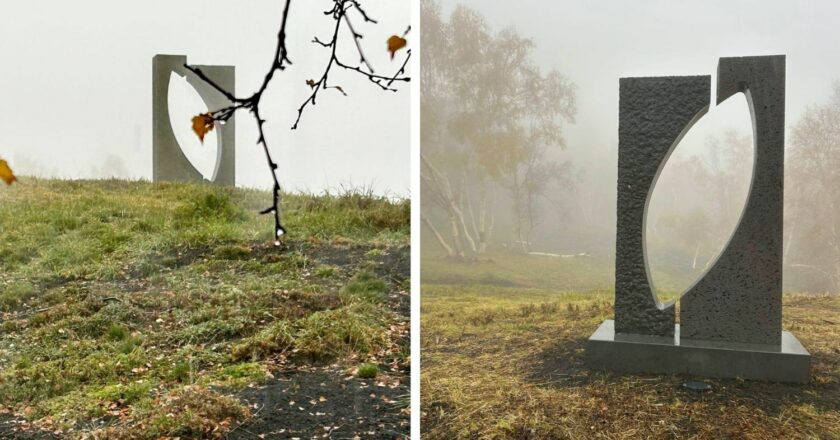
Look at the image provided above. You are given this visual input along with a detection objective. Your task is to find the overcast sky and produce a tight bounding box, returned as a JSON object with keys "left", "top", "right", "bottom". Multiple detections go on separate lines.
{"left": 0, "top": 0, "right": 410, "bottom": 197}
{"left": 437, "top": 0, "right": 840, "bottom": 192}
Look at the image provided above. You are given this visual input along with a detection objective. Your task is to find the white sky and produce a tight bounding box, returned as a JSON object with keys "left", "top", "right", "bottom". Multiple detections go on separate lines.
{"left": 0, "top": 0, "right": 411, "bottom": 197}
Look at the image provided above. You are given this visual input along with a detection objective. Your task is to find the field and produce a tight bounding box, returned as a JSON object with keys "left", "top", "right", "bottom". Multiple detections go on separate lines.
{"left": 420, "top": 251, "right": 840, "bottom": 439}
{"left": 0, "top": 179, "right": 410, "bottom": 439}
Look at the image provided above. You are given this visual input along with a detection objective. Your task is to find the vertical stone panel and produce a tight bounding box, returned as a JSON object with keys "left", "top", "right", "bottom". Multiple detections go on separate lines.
{"left": 153, "top": 54, "right": 236, "bottom": 186}
{"left": 615, "top": 76, "right": 710, "bottom": 336}
{"left": 681, "top": 55, "right": 785, "bottom": 346}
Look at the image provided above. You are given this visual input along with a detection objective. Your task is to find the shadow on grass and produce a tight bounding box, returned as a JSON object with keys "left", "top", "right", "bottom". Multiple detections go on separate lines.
{"left": 525, "top": 328, "right": 840, "bottom": 418}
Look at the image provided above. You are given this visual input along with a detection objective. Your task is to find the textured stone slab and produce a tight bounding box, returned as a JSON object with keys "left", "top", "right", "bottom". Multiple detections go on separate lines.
{"left": 614, "top": 75, "right": 710, "bottom": 336}
{"left": 153, "top": 55, "right": 236, "bottom": 186}
{"left": 680, "top": 55, "right": 786, "bottom": 345}
{"left": 587, "top": 55, "right": 809, "bottom": 382}
{"left": 586, "top": 320, "right": 811, "bottom": 383}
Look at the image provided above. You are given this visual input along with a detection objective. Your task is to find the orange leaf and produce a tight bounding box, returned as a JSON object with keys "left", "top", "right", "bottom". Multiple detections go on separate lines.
{"left": 191, "top": 113, "right": 216, "bottom": 144}
{"left": 387, "top": 35, "right": 407, "bottom": 60}
{"left": 0, "top": 159, "right": 16, "bottom": 185}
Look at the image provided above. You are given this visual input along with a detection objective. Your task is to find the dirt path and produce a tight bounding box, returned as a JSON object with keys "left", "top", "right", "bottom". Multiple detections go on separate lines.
{"left": 228, "top": 367, "right": 409, "bottom": 439}
{"left": 225, "top": 243, "right": 411, "bottom": 439}
{"left": 0, "top": 413, "right": 57, "bottom": 440}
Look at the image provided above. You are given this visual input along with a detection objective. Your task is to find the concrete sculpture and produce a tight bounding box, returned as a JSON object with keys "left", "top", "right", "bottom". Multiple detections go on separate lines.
{"left": 153, "top": 55, "right": 235, "bottom": 186}
{"left": 586, "top": 55, "right": 811, "bottom": 383}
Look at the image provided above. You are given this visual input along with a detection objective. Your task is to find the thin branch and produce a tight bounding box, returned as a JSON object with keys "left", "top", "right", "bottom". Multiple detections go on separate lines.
{"left": 348, "top": 0, "right": 377, "bottom": 23}
{"left": 387, "top": 49, "right": 411, "bottom": 87}
{"left": 293, "top": 0, "right": 411, "bottom": 129}
{"left": 187, "top": 0, "right": 409, "bottom": 246}
{"left": 185, "top": 0, "right": 293, "bottom": 245}
{"left": 343, "top": 8, "right": 375, "bottom": 73}
{"left": 184, "top": 66, "right": 243, "bottom": 103}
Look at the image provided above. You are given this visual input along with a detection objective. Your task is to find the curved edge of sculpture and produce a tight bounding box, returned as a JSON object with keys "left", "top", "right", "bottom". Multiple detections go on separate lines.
{"left": 680, "top": 55, "right": 786, "bottom": 346}
{"left": 614, "top": 75, "right": 710, "bottom": 337}
{"left": 167, "top": 72, "right": 225, "bottom": 181}
{"left": 670, "top": 92, "right": 758, "bottom": 313}
{"left": 641, "top": 103, "right": 710, "bottom": 313}
{"left": 153, "top": 54, "right": 236, "bottom": 186}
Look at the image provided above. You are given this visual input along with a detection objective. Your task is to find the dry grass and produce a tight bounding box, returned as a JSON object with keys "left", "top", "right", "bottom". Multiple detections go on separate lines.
{"left": 421, "top": 281, "right": 840, "bottom": 439}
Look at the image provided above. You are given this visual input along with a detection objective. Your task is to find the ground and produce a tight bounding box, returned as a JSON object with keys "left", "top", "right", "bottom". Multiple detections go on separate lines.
{"left": 0, "top": 179, "right": 410, "bottom": 439}
{"left": 421, "top": 251, "right": 840, "bottom": 439}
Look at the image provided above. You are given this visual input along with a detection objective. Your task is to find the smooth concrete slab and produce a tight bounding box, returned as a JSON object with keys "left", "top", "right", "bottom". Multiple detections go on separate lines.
{"left": 586, "top": 320, "right": 811, "bottom": 383}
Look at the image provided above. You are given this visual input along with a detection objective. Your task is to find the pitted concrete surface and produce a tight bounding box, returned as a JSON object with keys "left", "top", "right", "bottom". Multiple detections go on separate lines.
{"left": 680, "top": 55, "right": 786, "bottom": 345}
{"left": 153, "top": 55, "right": 236, "bottom": 186}
{"left": 593, "top": 55, "right": 807, "bottom": 382}
{"left": 614, "top": 75, "right": 710, "bottom": 337}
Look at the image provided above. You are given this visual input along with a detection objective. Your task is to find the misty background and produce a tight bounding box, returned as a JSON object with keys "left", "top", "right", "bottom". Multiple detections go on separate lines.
{"left": 421, "top": 0, "right": 840, "bottom": 294}
{"left": 0, "top": 0, "right": 410, "bottom": 197}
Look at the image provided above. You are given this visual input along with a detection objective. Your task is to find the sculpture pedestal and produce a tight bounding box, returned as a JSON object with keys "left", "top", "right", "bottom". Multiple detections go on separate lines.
{"left": 586, "top": 320, "right": 811, "bottom": 383}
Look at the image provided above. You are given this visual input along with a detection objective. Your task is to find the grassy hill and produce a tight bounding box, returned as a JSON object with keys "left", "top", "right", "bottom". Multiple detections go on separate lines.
{"left": 0, "top": 179, "right": 410, "bottom": 439}
{"left": 421, "top": 250, "right": 688, "bottom": 299}
{"left": 421, "top": 252, "right": 840, "bottom": 439}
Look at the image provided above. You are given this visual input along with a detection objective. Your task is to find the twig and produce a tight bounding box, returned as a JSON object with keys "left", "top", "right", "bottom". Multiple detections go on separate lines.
{"left": 187, "top": 0, "right": 410, "bottom": 246}
{"left": 293, "top": 0, "right": 411, "bottom": 128}
{"left": 185, "top": 0, "right": 293, "bottom": 245}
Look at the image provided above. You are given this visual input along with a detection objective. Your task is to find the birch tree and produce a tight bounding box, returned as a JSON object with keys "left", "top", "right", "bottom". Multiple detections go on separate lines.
{"left": 786, "top": 83, "right": 840, "bottom": 292}
{"left": 420, "top": 1, "right": 575, "bottom": 259}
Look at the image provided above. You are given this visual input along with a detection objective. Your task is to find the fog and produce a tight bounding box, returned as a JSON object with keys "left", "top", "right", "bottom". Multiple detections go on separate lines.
{"left": 424, "top": 1, "right": 840, "bottom": 293}
{"left": 437, "top": 0, "right": 839, "bottom": 162}
{"left": 0, "top": 0, "right": 410, "bottom": 197}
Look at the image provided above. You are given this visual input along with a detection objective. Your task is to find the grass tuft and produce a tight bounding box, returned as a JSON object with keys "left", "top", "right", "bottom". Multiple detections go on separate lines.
{"left": 231, "top": 320, "right": 295, "bottom": 361}
{"left": 297, "top": 304, "right": 389, "bottom": 359}
{"left": 96, "top": 386, "right": 249, "bottom": 440}
{"left": 214, "top": 244, "right": 251, "bottom": 260}
{"left": 107, "top": 323, "right": 129, "bottom": 341}
{"left": 357, "top": 363, "right": 379, "bottom": 379}
{"left": 0, "top": 280, "right": 37, "bottom": 311}
{"left": 340, "top": 270, "right": 388, "bottom": 304}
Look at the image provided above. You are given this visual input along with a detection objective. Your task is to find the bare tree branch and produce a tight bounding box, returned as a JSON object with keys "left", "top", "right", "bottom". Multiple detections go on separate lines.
{"left": 186, "top": 0, "right": 410, "bottom": 246}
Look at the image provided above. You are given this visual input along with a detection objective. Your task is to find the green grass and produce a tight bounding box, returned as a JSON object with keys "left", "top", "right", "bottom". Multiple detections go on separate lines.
{"left": 421, "top": 250, "right": 686, "bottom": 301}
{"left": 358, "top": 363, "right": 379, "bottom": 379}
{"left": 0, "top": 178, "right": 410, "bottom": 438}
{"left": 341, "top": 270, "right": 389, "bottom": 304}
{"left": 421, "top": 251, "right": 840, "bottom": 439}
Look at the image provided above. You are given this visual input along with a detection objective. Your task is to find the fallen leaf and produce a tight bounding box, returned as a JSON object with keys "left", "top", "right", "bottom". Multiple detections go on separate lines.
{"left": 0, "top": 159, "right": 16, "bottom": 185}
{"left": 191, "top": 113, "right": 215, "bottom": 143}
{"left": 387, "top": 35, "right": 407, "bottom": 60}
